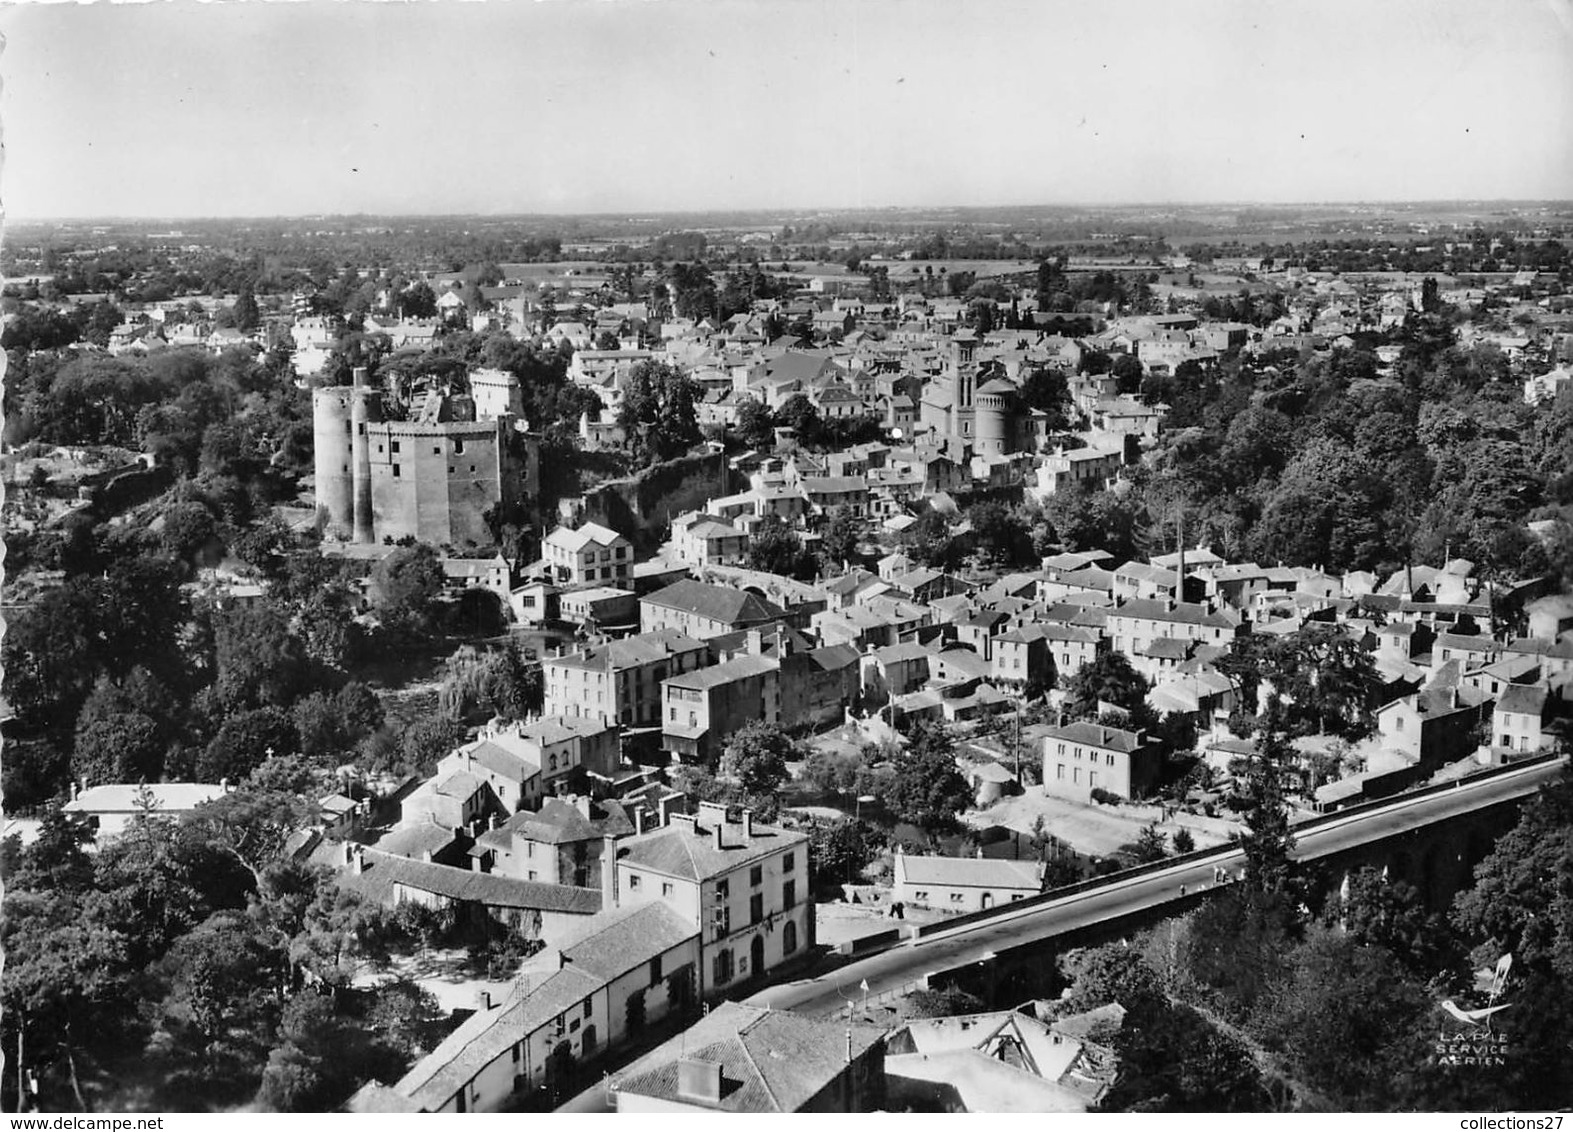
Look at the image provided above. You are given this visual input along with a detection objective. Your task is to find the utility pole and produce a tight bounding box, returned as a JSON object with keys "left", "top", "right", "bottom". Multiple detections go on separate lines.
{"left": 16, "top": 1022, "right": 24, "bottom": 1113}
{"left": 1013, "top": 703, "right": 1022, "bottom": 784}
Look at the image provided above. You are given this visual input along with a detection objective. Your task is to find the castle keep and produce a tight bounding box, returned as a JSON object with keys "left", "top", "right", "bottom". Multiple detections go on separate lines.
{"left": 313, "top": 366, "right": 539, "bottom": 548}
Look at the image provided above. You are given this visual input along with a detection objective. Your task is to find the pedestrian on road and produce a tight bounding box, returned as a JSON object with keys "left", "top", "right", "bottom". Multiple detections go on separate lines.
{"left": 1179, "top": 883, "right": 1187, "bottom": 896}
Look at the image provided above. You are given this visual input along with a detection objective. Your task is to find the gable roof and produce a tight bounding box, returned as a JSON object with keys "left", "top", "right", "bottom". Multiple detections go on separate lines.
{"left": 557, "top": 900, "right": 697, "bottom": 981}
{"left": 339, "top": 847, "right": 603, "bottom": 914}
{"left": 395, "top": 965, "right": 605, "bottom": 1110}
{"left": 545, "top": 522, "right": 626, "bottom": 553}
{"left": 642, "top": 579, "right": 786, "bottom": 626}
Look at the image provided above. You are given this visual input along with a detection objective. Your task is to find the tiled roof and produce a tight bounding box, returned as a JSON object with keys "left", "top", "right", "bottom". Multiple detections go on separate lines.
{"left": 612, "top": 1003, "right": 883, "bottom": 1112}
{"left": 1496, "top": 683, "right": 1548, "bottom": 715}
{"left": 1041, "top": 721, "right": 1149, "bottom": 754}
{"left": 1108, "top": 597, "right": 1238, "bottom": 630}
{"left": 664, "top": 653, "right": 777, "bottom": 691}
{"left": 545, "top": 522, "right": 625, "bottom": 553}
{"left": 339, "top": 848, "right": 603, "bottom": 914}
{"left": 557, "top": 900, "right": 697, "bottom": 981}
{"left": 643, "top": 579, "right": 786, "bottom": 625}
{"left": 548, "top": 628, "right": 709, "bottom": 673}
{"left": 396, "top": 966, "right": 605, "bottom": 1110}
{"left": 616, "top": 817, "right": 808, "bottom": 882}
{"left": 457, "top": 739, "right": 540, "bottom": 783}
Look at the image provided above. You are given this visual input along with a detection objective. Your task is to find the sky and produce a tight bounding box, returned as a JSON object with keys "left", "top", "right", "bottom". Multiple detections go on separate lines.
{"left": 3, "top": 0, "right": 1572, "bottom": 220}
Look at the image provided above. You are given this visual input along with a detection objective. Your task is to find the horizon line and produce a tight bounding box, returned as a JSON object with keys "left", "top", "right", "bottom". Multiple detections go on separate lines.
{"left": 9, "top": 197, "right": 1573, "bottom": 227}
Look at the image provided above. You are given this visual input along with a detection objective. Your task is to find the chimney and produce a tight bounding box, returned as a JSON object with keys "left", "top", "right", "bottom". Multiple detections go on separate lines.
{"left": 677, "top": 1059, "right": 723, "bottom": 1106}
{"left": 422, "top": 849, "right": 435, "bottom": 864}
{"left": 478, "top": 989, "right": 493, "bottom": 1011}
{"left": 574, "top": 795, "right": 593, "bottom": 820}
{"left": 352, "top": 847, "right": 365, "bottom": 875}
{"left": 746, "top": 628, "right": 764, "bottom": 655}
{"left": 658, "top": 793, "right": 678, "bottom": 827}
{"left": 70, "top": 780, "right": 79, "bottom": 801}
{"left": 742, "top": 808, "right": 754, "bottom": 840}
{"left": 352, "top": 365, "right": 368, "bottom": 389}
{"left": 713, "top": 822, "right": 725, "bottom": 852}
{"left": 601, "top": 837, "right": 618, "bottom": 909}
{"left": 634, "top": 808, "right": 647, "bottom": 836}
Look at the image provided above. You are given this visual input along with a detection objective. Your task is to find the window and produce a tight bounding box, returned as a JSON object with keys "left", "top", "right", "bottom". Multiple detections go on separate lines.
{"left": 714, "top": 949, "right": 734, "bottom": 985}
{"left": 750, "top": 865, "right": 763, "bottom": 887}
{"left": 528, "top": 870, "right": 537, "bottom": 881}
{"left": 662, "top": 882, "right": 674, "bottom": 898}
{"left": 1107, "top": 754, "right": 1115, "bottom": 766}
{"left": 390, "top": 440, "right": 401, "bottom": 454}
{"left": 628, "top": 874, "right": 641, "bottom": 891}
{"left": 915, "top": 891, "right": 928, "bottom": 901}
{"left": 716, "top": 879, "right": 730, "bottom": 899}
{"left": 750, "top": 893, "right": 764, "bottom": 924}
{"left": 783, "top": 879, "right": 796, "bottom": 909}
{"left": 433, "top": 446, "right": 442, "bottom": 455}
{"left": 392, "top": 464, "right": 401, "bottom": 478}
{"left": 782, "top": 852, "right": 795, "bottom": 874}
{"left": 950, "top": 892, "right": 964, "bottom": 903}
{"left": 783, "top": 919, "right": 799, "bottom": 954}
{"left": 527, "top": 842, "right": 535, "bottom": 858}
{"left": 1056, "top": 764, "right": 1065, "bottom": 780}
{"left": 583, "top": 997, "right": 593, "bottom": 1020}
{"left": 649, "top": 956, "right": 663, "bottom": 986}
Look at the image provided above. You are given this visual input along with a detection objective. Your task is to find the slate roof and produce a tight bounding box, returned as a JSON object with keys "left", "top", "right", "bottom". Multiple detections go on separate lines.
{"left": 612, "top": 1003, "right": 884, "bottom": 1112}
{"left": 484, "top": 797, "right": 633, "bottom": 848}
{"left": 643, "top": 579, "right": 786, "bottom": 625}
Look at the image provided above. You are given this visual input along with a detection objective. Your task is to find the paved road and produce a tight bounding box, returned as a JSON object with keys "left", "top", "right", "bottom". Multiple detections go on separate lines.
{"left": 749, "top": 757, "right": 1566, "bottom": 1018}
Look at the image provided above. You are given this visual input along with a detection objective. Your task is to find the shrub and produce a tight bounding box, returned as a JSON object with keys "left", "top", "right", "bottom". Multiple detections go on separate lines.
{"left": 1090, "top": 787, "right": 1122, "bottom": 806}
